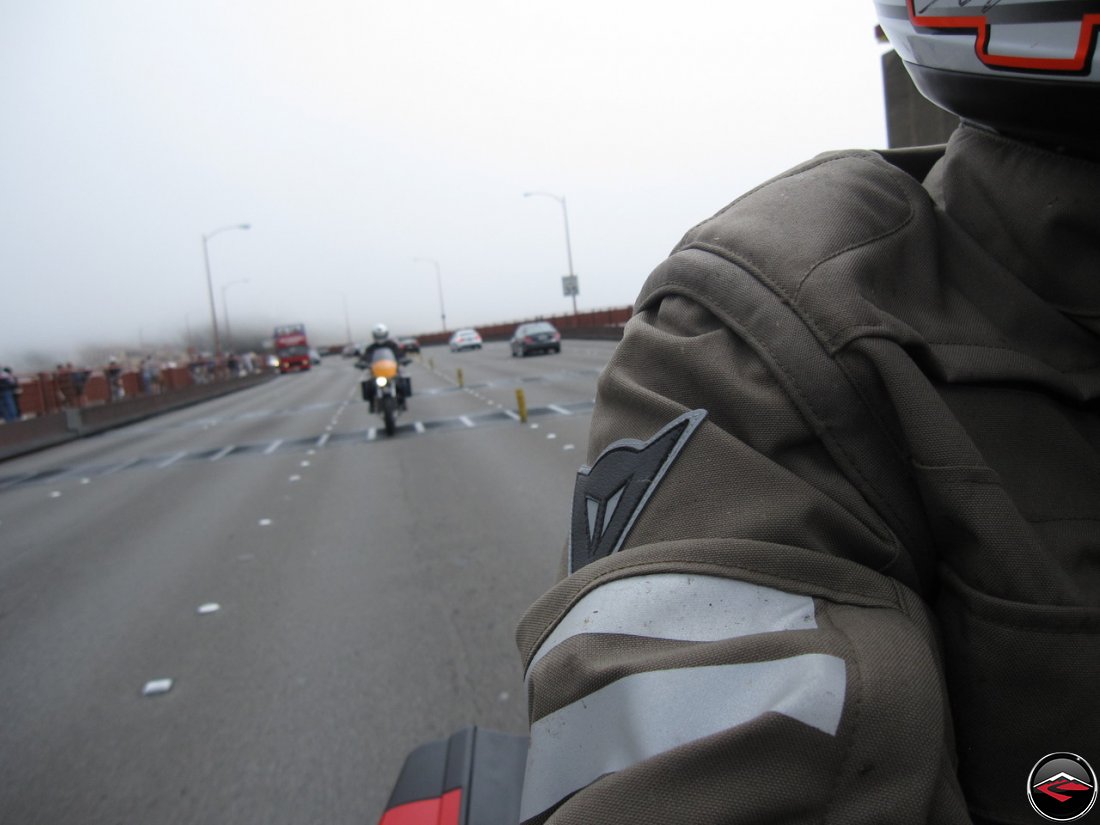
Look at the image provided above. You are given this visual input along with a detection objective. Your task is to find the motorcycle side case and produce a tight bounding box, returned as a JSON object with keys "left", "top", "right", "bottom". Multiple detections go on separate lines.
{"left": 361, "top": 379, "right": 376, "bottom": 402}
{"left": 377, "top": 727, "right": 528, "bottom": 825}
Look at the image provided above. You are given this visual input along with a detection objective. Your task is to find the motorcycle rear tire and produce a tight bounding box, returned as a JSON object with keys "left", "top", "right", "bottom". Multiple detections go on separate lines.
{"left": 382, "top": 396, "right": 396, "bottom": 436}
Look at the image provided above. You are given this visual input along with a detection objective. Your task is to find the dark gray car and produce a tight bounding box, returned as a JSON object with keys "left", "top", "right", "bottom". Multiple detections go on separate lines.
{"left": 510, "top": 322, "right": 561, "bottom": 357}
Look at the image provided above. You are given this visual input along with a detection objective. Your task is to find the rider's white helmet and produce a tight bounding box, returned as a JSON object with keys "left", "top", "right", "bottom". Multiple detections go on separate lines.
{"left": 372, "top": 323, "right": 389, "bottom": 342}
{"left": 874, "top": 0, "right": 1100, "bottom": 149}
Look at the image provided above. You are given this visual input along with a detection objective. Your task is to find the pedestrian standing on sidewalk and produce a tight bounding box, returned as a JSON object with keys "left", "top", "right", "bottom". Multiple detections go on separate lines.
{"left": 0, "top": 367, "right": 19, "bottom": 422}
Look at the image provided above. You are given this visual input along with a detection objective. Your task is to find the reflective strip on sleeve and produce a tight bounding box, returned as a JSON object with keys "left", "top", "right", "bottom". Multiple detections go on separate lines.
{"left": 526, "top": 574, "right": 817, "bottom": 677}
{"left": 520, "top": 654, "right": 847, "bottom": 822}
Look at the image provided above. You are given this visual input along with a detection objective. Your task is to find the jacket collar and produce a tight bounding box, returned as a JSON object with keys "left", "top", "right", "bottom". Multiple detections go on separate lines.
{"left": 927, "top": 124, "right": 1100, "bottom": 331}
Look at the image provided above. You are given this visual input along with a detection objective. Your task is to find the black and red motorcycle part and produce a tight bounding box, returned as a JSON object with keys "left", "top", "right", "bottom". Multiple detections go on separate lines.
{"left": 377, "top": 727, "right": 528, "bottom": 825}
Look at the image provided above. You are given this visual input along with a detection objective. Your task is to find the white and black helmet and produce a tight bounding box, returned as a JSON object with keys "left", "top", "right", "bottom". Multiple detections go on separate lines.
{"left": 372, "top": 323, "right": 389, "bottom": 342}
{"left": 874, "top": 1, "right": 1100, "bottom": 146}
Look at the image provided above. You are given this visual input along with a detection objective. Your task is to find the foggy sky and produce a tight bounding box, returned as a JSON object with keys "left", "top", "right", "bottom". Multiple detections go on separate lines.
{"left": 1, "top": 1, "right": 888, "bottom": 368}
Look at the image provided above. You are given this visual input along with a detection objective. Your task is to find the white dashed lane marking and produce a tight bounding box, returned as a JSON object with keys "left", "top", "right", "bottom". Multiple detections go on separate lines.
{"left": 158, "top": 451, "right": 187, "bottom": 469}
{"left": 142, "top": 679, "right": 173, "bottom": 697}
{"left": 102, "top": 457, "right": 140, "bottom": 477}
{"left": 0, "top": 401, "right": 597, "bottom": 491}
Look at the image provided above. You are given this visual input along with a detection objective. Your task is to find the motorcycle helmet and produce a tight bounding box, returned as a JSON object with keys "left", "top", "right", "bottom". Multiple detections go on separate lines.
{"left": 372, "top": 323, "right": 389, "bottom": 342}
{"left": 874, "top": 1, "right": 1100, "bottom": 150}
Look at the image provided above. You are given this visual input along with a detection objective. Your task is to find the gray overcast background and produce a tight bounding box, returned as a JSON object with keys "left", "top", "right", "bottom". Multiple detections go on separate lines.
{"left": 2, "top": 1, "right": 887, "bottom": 368}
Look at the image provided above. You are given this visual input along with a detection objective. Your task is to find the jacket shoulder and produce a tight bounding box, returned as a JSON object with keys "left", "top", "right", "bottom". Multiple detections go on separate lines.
{"left": 650, "top": 150, "right": 939, "bottom": 351}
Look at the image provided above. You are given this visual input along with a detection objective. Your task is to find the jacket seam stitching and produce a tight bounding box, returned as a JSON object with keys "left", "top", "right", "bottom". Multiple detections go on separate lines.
{"left": 792, "top": 187, "right": 917, "bottom": 299}
{"left": 677, "top": 153, "right": 919, "bottom": 312}
{"left": 821, "top": 606, "right": 863, "bottom": 825}
{"left": 675, "top": 152, "right": 876, "bottom": 241}
{"left": 645, "top": 273, "right": 916, "bottom": 557}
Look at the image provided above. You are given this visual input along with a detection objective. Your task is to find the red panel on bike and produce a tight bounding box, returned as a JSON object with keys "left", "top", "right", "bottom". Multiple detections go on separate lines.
{"left": 377, "top": 789, "right": 460, "bottom": 825}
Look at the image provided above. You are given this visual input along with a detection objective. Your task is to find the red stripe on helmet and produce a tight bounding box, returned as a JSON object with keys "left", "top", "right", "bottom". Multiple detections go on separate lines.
{"left": 907, "top": 0, "right": 1100, "bottom": 73}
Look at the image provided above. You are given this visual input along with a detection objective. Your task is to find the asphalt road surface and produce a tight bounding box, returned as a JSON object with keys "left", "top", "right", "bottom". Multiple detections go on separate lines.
{"left": 0, "top": 340, "right": 615, "bottom": 824}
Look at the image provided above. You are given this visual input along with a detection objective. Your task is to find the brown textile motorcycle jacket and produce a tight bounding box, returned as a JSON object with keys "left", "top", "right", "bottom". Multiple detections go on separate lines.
{"left": 516, "top": 125, "right": 1100, "bottom": 825}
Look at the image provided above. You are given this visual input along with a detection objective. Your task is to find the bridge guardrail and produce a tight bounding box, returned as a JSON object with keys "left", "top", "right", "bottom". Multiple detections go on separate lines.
{"left": 0, "top": 373, "right": 275, "bottom": 463}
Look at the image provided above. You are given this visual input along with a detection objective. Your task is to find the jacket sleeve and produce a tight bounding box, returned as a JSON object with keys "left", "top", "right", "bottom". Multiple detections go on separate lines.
{"left": 515, "top": 251, "right": 971, "bottom": 824}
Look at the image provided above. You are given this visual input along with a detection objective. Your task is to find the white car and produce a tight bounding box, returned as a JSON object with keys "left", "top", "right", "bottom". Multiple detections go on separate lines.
{"left": 449, "top": 329, "right": 483, "bottom": 352}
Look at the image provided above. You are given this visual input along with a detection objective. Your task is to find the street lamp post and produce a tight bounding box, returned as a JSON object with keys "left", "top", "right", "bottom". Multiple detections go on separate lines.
{"left": 202, "top": 223, "right": 250, "bottom": 355}
{"left": 221, "top": 279, "right": 249, "bottom": 353}
{"left": 413, "top": 257, "right": 447, "bottom": 332}
{"left": 524, "top": 191, "right": 577, "bottom": 315}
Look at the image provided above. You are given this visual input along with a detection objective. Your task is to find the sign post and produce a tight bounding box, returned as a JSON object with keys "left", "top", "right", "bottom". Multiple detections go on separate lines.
{"left": 562, "top": 275, "right": 579, "bottom": 313}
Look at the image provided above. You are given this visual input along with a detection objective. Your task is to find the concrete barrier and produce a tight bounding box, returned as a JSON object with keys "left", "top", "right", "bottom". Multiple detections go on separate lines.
{"left": 0, "top": 413, "right": 73, "bottom": 460}
{"left": 0, "top": 373, "right": 275, "bottom": 462}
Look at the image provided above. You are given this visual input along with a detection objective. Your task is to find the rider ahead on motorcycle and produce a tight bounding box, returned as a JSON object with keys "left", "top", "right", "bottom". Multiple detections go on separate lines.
{"left": 359, "top": 323, "right": 410, "bottom": 413}
{"left": 358, "top": 323, "right": 406, "bottom": 366}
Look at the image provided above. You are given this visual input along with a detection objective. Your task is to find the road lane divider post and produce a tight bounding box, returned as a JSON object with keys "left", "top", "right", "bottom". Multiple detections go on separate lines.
{"left": 457, "top": 368, "right": 464, "bottom": 388}
{"left": 516, "top": 388, "right": 528, "bottom": 423}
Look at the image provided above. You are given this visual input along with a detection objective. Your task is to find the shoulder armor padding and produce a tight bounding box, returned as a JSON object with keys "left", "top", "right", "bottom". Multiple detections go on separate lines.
{"left": 647, "top": 151, "right": 939, "bottom": 353}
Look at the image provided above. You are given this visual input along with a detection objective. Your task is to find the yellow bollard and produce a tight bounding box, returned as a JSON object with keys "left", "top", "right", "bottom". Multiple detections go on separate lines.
{"left": 516, "top": 388, "right": 528, "bottom": 424}
{"left": 457, "top": 368, "right": 464, "bottom": 388}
